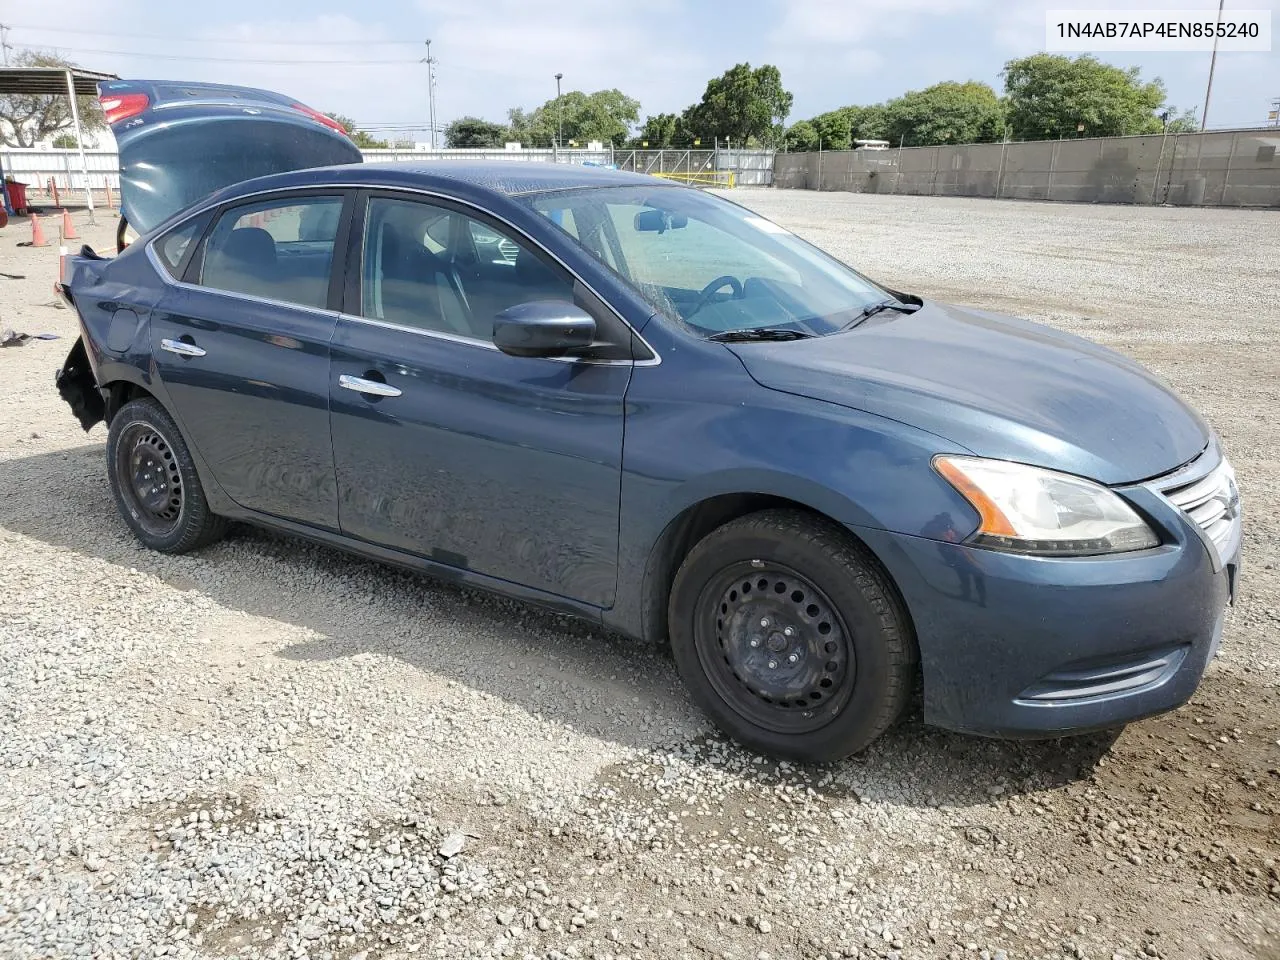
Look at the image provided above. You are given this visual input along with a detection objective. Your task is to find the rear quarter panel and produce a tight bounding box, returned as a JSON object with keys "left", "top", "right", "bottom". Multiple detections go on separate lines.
{"left": 66, "top": 245, "right": 168, "bottom": 391}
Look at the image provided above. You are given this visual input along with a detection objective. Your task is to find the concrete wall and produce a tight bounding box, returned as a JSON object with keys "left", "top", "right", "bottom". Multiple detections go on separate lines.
{"left": 773, "top": 129, "right": 1280, "bottom": 208}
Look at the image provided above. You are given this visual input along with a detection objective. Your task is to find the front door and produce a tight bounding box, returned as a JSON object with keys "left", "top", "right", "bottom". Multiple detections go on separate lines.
{"left": 152, "top": 191, "right": 350, "bottom": 529}
{"left": 328, "top": 193, "right": 632, "bottom": 606}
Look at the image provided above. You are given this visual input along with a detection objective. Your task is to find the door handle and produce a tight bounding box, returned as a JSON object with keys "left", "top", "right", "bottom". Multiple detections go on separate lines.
{"left": 338, "top": 374, "right": 402, "bottom": 398}
{"left": 160, "top": 338, "right": 206, "bottom": 358}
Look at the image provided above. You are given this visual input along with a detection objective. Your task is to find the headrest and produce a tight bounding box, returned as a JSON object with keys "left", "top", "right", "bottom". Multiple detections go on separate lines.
{"left": 221, "top": 227, "right": 277, "bottom": 266}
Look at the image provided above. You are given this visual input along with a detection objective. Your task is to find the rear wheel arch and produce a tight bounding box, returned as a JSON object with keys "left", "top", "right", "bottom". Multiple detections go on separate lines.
{"left": 104, "top": 380, "right": 158, "bottom": 425}
{"left": 100, "top": 378, "right": 237, "bottom": 518}
{"left": 106, "top": 396, "right": 228, "bottom": 552}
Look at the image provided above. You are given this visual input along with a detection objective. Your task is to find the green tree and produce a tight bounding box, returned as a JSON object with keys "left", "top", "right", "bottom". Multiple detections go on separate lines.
{"left": 635, "top": 112, "right": 681, "bottom": 147}
{"left": 881, "top": 81, "right": 1004, "bottom": 146}
{"left": 506, "top": 107, "right": 533, "bottom": 143}
{"left": 323, "top": 112, "right": 388, "bottom": 149}
{"left": 807, "top": 110, "right": 853, "bottom": 150}
{"left": 52, "top": 133, "right": 78, "bottom": 149}
{"left": 1162, "top": 106, "right": 1199, "bottom": 133}
{"left": 510, "top": 89, "right": 640, "bottom": 147}
{"left": 805, "top": 106, "right": 887, "bottom": 149}
{"left": 683, "top": 63, "right": 793, "bottom": 146}
{"left": 1002, "top": 54, "right": 1166, "bottom": 140}
{"left": 782, "top": 119, "right": 819, "bottom": 152}
{"left": 783, "top": 105, "right": 890, "bottom": 152}
{"left": 0, "top": 51, "right": 105, "bottom": 148}
{"left": 445, "top": 116, "right": 510, "bottom": 148}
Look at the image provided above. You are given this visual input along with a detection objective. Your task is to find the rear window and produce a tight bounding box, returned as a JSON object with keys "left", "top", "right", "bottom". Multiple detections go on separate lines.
{"left": 153, "top": 214, "right": 209, "bottom": 278}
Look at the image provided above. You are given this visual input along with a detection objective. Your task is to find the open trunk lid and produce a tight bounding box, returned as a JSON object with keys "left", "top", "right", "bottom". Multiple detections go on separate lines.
{"left": 100, "top": 78, "right": 363, "bottom": 234}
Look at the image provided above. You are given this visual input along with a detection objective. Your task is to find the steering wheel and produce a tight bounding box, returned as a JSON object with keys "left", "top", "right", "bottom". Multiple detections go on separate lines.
{"left": 685, "top": 275, "right": 743, "bottom": 320}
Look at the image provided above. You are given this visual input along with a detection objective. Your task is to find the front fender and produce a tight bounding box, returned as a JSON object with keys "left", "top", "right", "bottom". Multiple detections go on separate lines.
{"left": 606, "top": 343, "right": 981, "bottom": 642}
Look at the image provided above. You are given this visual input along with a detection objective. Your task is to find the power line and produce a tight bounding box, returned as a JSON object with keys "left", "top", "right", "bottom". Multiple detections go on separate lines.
{"left": 11, "top": 42, "right": 420, "bottom": 65}
{"left": 8, "top": 24, "right": 419, "bottom": 46}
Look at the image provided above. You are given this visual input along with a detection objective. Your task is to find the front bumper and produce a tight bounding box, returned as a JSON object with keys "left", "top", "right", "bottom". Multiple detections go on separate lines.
{"left": 854, "top": 452, "right": 1239, "bottom": 738}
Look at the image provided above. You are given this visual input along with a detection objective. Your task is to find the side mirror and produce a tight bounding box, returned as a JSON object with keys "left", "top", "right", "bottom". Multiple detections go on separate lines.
{"left": 493, "top": 300, "right": 596, "bottom": 358}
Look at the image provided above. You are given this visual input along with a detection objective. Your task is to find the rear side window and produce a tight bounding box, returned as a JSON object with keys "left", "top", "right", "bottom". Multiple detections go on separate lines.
{"left": 153, "top": 214, "right": 209, "bottom": 278}
{"left": 198, "top": 196, "right": 344, "bottom": 309}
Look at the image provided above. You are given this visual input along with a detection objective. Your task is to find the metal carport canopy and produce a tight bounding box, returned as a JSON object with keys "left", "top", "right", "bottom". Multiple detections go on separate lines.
{"left": 0, "top": 66, "right": 119, "bottom": 221}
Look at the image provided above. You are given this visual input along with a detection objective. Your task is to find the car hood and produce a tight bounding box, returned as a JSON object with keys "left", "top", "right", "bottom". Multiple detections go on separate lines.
{"left": 730, "top": 300, "right": 1209, "bottom": 485}
{"left": 100, "top": 79, "right": 363, "bottom": 234}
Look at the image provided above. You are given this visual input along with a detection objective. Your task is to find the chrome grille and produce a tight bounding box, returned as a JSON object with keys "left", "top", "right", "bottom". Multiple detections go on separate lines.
{"left": 1157, "top": 454, "right": 1241, "bottom": 567}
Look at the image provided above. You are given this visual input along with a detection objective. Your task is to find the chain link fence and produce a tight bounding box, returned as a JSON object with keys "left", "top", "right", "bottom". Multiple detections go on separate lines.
{"left": 1, "top": 146, "right": 778, "bottom": 207}
{"left": 773, "top": 128, "right": 1280, "bottom": 207}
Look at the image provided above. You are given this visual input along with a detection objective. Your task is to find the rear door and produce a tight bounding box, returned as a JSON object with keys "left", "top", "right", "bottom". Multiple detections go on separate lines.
{"left": 151, "top": 190, "right": 353, "bottom": 529}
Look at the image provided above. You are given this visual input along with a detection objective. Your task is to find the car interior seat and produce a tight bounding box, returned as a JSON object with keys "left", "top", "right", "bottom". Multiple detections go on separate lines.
{"left": 376, "top": 222, "right": 473, "bottom": 338}
{"left": 204, "top": 226, "right": 280, "bottom": 301}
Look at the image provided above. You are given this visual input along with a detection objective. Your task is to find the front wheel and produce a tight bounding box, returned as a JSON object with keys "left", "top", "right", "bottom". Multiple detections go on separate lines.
{"left": 669, "top": 509, "right": 916, "bottom": 763}
{"left": 106, "top": 397, "right": 227, "bottom": 553}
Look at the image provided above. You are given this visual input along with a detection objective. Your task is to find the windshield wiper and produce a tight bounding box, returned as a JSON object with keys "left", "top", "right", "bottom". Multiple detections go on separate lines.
{"left": 841, "top": 299, "right": 921, "bottom": 331}
{"left": 707, "top": 327, "right": 816, "bottom": 343}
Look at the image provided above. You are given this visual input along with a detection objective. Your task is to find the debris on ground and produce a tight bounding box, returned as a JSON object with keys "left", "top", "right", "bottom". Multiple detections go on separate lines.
{"left": 1, "top": 329, "right": 60, "bottom": 347}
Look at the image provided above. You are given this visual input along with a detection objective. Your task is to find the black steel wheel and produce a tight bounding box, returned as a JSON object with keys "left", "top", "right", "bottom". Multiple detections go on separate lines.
{"left": 114, "top": 422, "right": 184, "bottom": 538}
{"left": 699, "top": 563, "right": 855, "bottom": 735}
{"left": 669, "top": 509, "right": 916, "bottom": 762}
{"left": 106, "top": 397, "right": 227, "bottom": 553}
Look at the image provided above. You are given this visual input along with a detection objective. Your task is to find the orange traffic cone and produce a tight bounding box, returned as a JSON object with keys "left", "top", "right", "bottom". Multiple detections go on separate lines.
{"left": 30, "top": 213, "right": 50, "bottom": 247}
{"left": 60, "top": 208, "right": 78, "bottom": 241}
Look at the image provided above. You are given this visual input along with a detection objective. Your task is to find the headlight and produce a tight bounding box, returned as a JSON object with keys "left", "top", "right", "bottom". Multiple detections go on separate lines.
{"left": 933, "top": 455, "right": 1159, "bottom": 556}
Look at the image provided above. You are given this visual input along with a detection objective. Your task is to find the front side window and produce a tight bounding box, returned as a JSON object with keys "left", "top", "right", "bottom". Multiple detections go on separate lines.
{"left": 198, "top": 195, "right": 343, "bottom": 309}
{"left": 524, "top": 186, "right": 889, "bottom": 337}
{"left": 359, "top": 197, "right": 574, "bottom": 342}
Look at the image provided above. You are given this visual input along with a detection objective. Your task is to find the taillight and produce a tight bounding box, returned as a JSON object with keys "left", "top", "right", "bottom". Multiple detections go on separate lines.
{"left": 290, "top": 102, "right": 348, "bottom": 135}
{"left": 99, "top": 92, "right": 150, "bottom": 125}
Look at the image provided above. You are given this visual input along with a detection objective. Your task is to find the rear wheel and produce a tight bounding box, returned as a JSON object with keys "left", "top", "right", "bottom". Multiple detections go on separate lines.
{"left": 669, "top": 509, "right": 915, "bottom": 762}
{"left": 106, "top": 398, "right": 226, "bottom": 553}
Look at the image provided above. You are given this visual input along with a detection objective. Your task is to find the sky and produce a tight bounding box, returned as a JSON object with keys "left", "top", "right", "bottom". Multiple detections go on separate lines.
{"left": 6, "top": 0, "right": 1278, "bottom": 141}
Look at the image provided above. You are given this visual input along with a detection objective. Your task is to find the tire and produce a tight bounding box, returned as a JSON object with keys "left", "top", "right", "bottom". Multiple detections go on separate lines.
{"left": 106, "top": 397, "right": 227, "bottom": 553}
{"left": 668, "top": 509, "right": 916, "bottom": 763}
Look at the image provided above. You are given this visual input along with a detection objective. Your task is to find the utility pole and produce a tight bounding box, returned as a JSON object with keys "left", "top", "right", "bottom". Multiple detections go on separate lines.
{"left": 1200, "top": 0, "right": 1225, "bottom": 130}
{"left": 423, "top": 40, "right": 438, "bottom": 149}
{"left": 65, "top": 70, "right": 95, "bottom": 225}
{"left": 554, "top": 73, "right": 564, "bottom": 155}
{"left": 0, "top": 24, "right": 12, "bottom": 66}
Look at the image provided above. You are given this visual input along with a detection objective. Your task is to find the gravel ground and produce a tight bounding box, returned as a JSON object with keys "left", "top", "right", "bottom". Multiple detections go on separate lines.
{"left": 1, "top": 194, "right": 1277, "bottom": 960}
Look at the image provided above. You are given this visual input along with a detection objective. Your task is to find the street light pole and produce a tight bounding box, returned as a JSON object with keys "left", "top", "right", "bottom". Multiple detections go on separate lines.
{"left": 1201, "top": 0, "right": 1225, "bottom": 131}
{"left": 554, "top": 73, "right": 564, "bottom": 155}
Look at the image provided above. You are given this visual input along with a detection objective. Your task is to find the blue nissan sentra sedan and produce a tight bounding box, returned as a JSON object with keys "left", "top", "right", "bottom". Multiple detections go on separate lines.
{"left": 55, "top": 80, "right": 1241, "bottom": 762}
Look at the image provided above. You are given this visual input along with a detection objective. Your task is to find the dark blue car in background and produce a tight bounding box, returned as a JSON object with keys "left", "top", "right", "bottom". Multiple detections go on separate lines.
{"left": 55, "top": 80, "right": 1242, "bottom": 762}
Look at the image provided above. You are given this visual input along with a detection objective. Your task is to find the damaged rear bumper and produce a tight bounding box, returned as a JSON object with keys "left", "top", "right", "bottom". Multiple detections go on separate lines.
{"left": 56, "top": 337, "right": 105, "bottom": 431}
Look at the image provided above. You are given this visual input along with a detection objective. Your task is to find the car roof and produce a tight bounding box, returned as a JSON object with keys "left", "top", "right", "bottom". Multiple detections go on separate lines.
{"left": 216, "top": 160, "right": 673, "bottom": 202}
